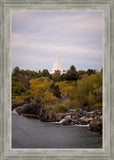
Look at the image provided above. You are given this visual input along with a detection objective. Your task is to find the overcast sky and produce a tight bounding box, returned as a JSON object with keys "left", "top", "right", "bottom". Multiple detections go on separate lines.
{"left": 12, "top": 11, "right": 102, "bottom": 72}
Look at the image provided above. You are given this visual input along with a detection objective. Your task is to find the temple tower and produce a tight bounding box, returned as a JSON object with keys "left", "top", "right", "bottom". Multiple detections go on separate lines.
{"left": 51, "top": 51, "right": 63, "bottom": 74}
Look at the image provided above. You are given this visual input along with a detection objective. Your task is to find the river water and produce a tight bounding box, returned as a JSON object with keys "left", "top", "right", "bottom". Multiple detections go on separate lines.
{"left": 12, "top": 112, "right": 102, "bottom": 148}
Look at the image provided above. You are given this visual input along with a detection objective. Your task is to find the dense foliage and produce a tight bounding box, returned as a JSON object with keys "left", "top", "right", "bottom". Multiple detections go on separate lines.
{"left": 12, "top": 66, "right": 102, "bottom": 112}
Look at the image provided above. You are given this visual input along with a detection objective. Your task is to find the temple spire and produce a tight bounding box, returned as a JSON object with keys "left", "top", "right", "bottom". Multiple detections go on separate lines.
{"left": 51, "top": 50, "right": 63, "bottom": 74}
{"left": 56, "top": 50, "right": 59, "bottom": 60}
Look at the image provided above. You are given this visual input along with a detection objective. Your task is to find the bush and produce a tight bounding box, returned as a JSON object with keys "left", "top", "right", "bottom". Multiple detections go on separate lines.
{"left": 70, "top": 100, "right": 78, "bottom": 109}
{"left": 44, "top": 105, "right": 53, "bottom": 111}
{"left": 70, "top": 72, "right": 102, "bottom": 109}
{"left": 41, "top": 69, "right": 50, "bottom": 77}
{"left": 12, "top": 96, "right": 24, "bottom": 109}
{"left": 94, "top": 103, "right": 102, "bottom": 109}
{"left": 52, "top": 74, "right": 61, "bottom": 82}
{"left": 59, "top": 105, "right": 67, "bottom": 113}
{"left": 62, "top": 98, "right": 70, "bottom": 109}
{"left": 51, "top": 103, "right": 67, "bottom": 113}
{"left": 50, "top": 83, "right": 61, "bottom": 98}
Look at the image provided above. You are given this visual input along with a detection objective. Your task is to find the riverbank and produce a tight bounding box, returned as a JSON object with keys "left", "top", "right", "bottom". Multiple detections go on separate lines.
{"left": 15, "top": 104, "right": 102, "bottom": 133}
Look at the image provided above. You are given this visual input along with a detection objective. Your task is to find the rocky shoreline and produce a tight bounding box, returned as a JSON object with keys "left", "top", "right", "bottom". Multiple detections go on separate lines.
{"left": 15, "top": 104, "right": 102, "bottom": 134}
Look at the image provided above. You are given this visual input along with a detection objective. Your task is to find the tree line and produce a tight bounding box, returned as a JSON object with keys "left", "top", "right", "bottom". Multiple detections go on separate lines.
{"left": 12, "top": 66, "right": 102, "bottom": 112}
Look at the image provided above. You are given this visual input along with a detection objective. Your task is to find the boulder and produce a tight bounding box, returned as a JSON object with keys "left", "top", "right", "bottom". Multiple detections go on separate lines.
{"left": 56, "top": 113, "right": 65, "bottom": 121}
{"left": 40, "top": 108, "right": 50, "bottom": 121}
{"left": 70, "top": 121, "right": 75, "bottom": 125}
{"left": 88, "top": 118, "right": 102, "bottom": 133}
{"left": 62, "top": 118, "right": 72, "bottom": 125}
{"left": 16, "top": 104, "right": 41, "bottom": 116}
{"left": 80, "top": 119, "right": 88, "bottom": 125}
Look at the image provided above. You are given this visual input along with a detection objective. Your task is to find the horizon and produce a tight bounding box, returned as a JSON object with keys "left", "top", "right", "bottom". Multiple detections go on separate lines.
{"left": 12, "top": 11, "right": 102, "bottom": 72}
{"left": 12, "top": 65, "right": 102, "bottom": 73}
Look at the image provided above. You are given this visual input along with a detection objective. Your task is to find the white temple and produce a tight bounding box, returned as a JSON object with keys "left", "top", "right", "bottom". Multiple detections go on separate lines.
{"left": 50, "top": 51, "right": 63, "bottom": 74}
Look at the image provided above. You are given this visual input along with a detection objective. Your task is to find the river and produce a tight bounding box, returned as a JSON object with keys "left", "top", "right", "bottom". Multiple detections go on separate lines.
{"left": 12, "top": 112, "right": 102, "bottom": 148}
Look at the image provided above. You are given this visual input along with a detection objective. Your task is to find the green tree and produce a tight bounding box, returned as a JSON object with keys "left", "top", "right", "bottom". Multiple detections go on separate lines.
{"left": 70, "top": 65, "right": 76, "bottom": 72}
{"left": 52, "top": 74, "right": 61, "bottom": 82}
{"left": 61, "top": 73, "right": 67, "bottom": 80}
{"left": 42, "top": 69, "right": 50, "bottom": 77}
{"left": 87, "top": 69, "right": 96, "bottom": 76}
{"left": 88, "top": 91, "right": 95, "bottom": 110}
{"left": 66, "top": 65, "right": 77, "bottom": 80}
{"left": 50, "top": 83, "right": 61, "bottom": 98}
{"left": 54, "top": 70, "right": 61, "bottom": 75}
{"left": 38, "top": 70, "right": 42, "bottom": 77}
{"left": 12, "top": 66, "right": 20, "bottom": 75}
{"left": 67, "top": 70, "right": 77, "bottom": 80}
{"left": 71, "top": 72, "right": 102, "bottom": 110}
{"left": 77, "top": 70, "right": 87, "bottom": 80}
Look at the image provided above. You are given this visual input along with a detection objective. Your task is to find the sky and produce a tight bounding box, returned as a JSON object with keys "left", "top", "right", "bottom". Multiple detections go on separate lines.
{"left": 12, "top": 11, "right": 102, "bottom": 72}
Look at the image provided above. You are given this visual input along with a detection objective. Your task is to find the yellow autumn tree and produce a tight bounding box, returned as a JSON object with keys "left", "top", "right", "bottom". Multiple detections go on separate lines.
{"left": 55, "top": 81, "right": 73, "bottom": 97}
{"left": 29, "top": 78, "right": 56, "bottom": 105}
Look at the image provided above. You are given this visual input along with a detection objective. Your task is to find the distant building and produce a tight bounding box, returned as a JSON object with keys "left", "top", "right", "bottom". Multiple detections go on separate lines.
{"left": 50, "top": 51, "right": 63, "bottom": 74}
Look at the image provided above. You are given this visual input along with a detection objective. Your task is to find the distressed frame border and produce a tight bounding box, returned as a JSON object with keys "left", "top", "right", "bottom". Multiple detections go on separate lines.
{"left": 0, "top": 0, "right": 114, "bottom": 160}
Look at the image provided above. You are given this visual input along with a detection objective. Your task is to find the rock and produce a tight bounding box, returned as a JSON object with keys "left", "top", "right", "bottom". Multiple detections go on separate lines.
{"left": 62, "top": 118, "right": 72, "bottom": 125}
{"left": 70, "top": 121, "right": 75, "bottom": 125}
{"left": 15, "top": 103, "right": 102, "bottom": 134}
{"left": 76, "top": 120, "right": 81, "bottom": 125}
{"left": 80, "top": 119, "right": 88, "bottom": 125}
{"left": 68, "top": 109, "right": 77, "bottom": 112}
{"left": 74, "top": 119, "right": 78, "bottom": 124}
{"left": 56, "top": 113, "right": 65, "bottom": 121}
{"left": 16, "top": 104, "right": 40, "bottom": 115}
{"left": 72, "top": 115, "right": 76, "bottom": 119}
{"left": 40, "top": 108, "right": 50, "bottom": 121}
{"left": 21, "top": 113, "right": 40, "bottom": 118}
{"left": 88, "top": 118, "right": 102, "bottom": 133}
{"left": 40, "top": 109, "right": 65, "bottom": 122}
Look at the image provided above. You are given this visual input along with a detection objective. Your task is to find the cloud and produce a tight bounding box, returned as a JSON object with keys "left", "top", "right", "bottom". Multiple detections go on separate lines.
{"left": 12, "top": 11, "right": 102, "bottom": 33}
{"left": 12, "top": 11, "right": 102, "bottom": 71}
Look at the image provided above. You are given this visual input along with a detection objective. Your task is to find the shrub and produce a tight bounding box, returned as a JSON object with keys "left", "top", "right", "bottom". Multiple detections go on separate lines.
{"left": 70, "top": 100, "right": 78, "bottom": 109}
{"left": 62, "top": 98, "right": 72, "bottom": 109}
{"left": 94, "top": 103, "right": 102, "bottom": 109}
{"left": 51, "top": 103, "right": 67, "bottom": 113}
{"left": 50, "top": 83, "right": 61, "bottom": 98}
{"left": 88, "top": 91, "right": 95, "bottom": 110}
{"left": 44, "top": 105, "right": 53, "bottom": 111}
{"left": 12, "top": 96, "right": 24, "bottom": 109}
{"left": 52, "top": 74, "right": 61, "bottom": 82}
